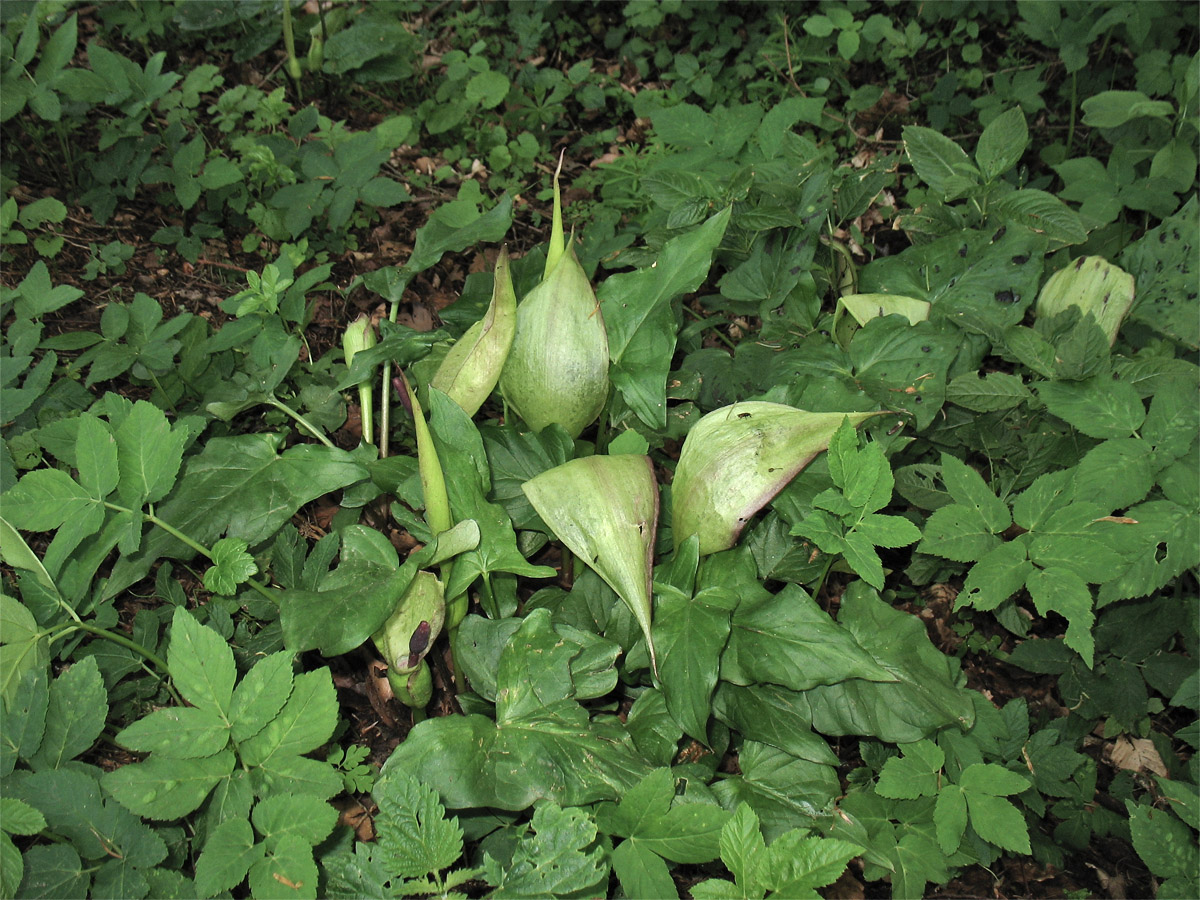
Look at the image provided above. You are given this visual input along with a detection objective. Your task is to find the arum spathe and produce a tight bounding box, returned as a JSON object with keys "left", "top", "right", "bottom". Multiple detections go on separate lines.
{"left": 673, "top": 403, "right": 883, "bottom": 556}
{"left": 522, "top": 454, "right": 659, "bottom": 673}
{"left": 1035, "top": 256, "right": 1135, "bottom": 347}
{"left": 499, "top": 160, "right": 608, "bottom": 437}
{"left": 343, "top": 313, "right": 377, "bottom": 442}
{"left": 431, "top": 248, "right": 517, "bottom": 416}
{"left": 373, "top": 570, "right": 444, "bottom": 677}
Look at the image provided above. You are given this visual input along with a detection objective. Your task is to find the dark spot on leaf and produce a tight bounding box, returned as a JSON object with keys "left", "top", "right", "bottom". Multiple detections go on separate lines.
{"left": 994, "top": 289, "right": 1018, "bottom": 304}
{"left": 992, "top": 226, "right": 1006, "bottom": 241}
{"left": 913, "top": 395, "right": 923, "bottom": 403}
{"left": 1074, "top": 257, "right": 1086, "bottom": 270}
{"left": 921, "top": 345, "right": 931, "bottom": 352}
{"left": 959, "top": 244, "right": 969, "bottom": 257}
{"left": 790, "top": 265, "right": 801, "bottom": 275}
{"left": 738, "top": 412, "right": 751, "bottom": 418}
{"left": 1012, "top": 255, "right": 1029, "bottom": 265}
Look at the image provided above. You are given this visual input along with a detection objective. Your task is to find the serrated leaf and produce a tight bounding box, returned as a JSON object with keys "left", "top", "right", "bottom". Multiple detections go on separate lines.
{"left": 841, "top": 530, "right": 886, "bottom": 589}
{"left": 228, "top": 652, "right": 294, "bottom": 744}
{"left": 939, "top": 453, "right": 1010, "bottom": 532}
{"left": 168, "top": 607, "right": 235, "bottom": 717}
{"left": 769, "top": 832, "right": 860, "bottom": 895}
{"left": 1026, "top": 567, "right": 1094, "bottom": 666}
{"left": 16, "top": 844, "right": 89, "bottom": 899}
{"left": 75, "top": 414, "right": 119, "bottom": 499}
{"left": 934, "top": 784, "right": 967, "bottom": 855}
{"left": 964, "top": 791, "right": 1031, "bottom": 855}
{"left": 1, "top": 797, "right": 46, "bottom": 835}
{"left": 1037, "top": 377, "right": 1146, "bottom": 439}
{"left": 103, "top": 750, "right": 235, "bottom": 820}
{"left": 193, "top": 818, "right": 261, "bottom": 898}
{"left": 248, "top": 833, "right": 318, "bottom": 900}
{"left": 917, "top": 503, "right": 1000, "bottom": 563}
{"left": 1, "top": 667, "right": 48, "bottom": 774}
{"left": 1, "top": 468, "right": 94, "bottom": 532}
{"left": 958, "top": 762, "right": 1030, "bottom": 796}
{"left": 975, "top": 107, "right": 1028, "bottom": 181}
{"left": 203, "top": 537, "right": 258, "bottom": 596}
{"left": 116, "top": 706, "right": 229, "bottom": 758}
{"left": 238, "top": 668, "right": 338, "bottom": 766}
{"left": 903, "top": 126, "right": 979, "bottom": 197}
{"left": 484, "top": 804, "right": 607, "bottom": 899}
{"left": 959, "top": 541, "right": 1033, "bottom": 611}
{"left": 1073, "top": 439, "right": 1153, "bottom": 512}
{"left": 1027, "top": 502, "right": 1124, "bottom": 583}
{"left": 252, "top": 794, "right": 338, "bottom": 850}
{"left": 876, "top": 740, "right": 945, "bottom": 799}
{"left": 115, "top": 400, "right": 187, "bottom": 507}
{"left": 29, "top": 656, "right": 107, "bottom": 770}
{"left": 0, "top": 595, "right": 49, "bottom": 709}
{"left": 710, "top": 743, "right": 839, "bottom": 842}
{"left": 720, "top": 803, "right": 767, "bottom": 893}
{"left": 1126, "top": 801, "right": 1200, "bottom": 880}
{"left": 373, "top": 768, "right": 464, "bottom": 879}
{"left": 946, "top": 371, "right": 1032, "bottom": 412}
{"left": 611, "top": 839, "right": 679, "bottom": 900}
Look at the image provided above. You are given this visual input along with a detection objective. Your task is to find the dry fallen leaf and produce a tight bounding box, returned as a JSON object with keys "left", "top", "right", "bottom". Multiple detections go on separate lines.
{"left": 1106, "top": 735, "right": 1168, "bottom": 776}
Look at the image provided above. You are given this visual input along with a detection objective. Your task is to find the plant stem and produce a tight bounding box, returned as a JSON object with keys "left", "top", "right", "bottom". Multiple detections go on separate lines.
{"left": 1066, "top": 71, "right": 1077, "bottom": 157}
{"left": 265, "top": 397, "right": 336, "bottom": 448}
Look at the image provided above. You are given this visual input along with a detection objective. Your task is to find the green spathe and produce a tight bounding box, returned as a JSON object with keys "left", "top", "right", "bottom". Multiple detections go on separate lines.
{"left": 673, "top": 404, "right": 882, "bottom": 556}
{"left": 500, "top": 162, "right": 608, "bottom": 438}
{"left": 840, "top": 293, "right": 931, "bottom": 326}
{"left": 1035, "top": 256, "right": 1135, "bottom": 347}
{"left": 522, "top": 455, "right": 658, "bottom": 672}
{"left": 372, "top": 570, "right": 445, "bottom": 677}
{"left": 431, "top": 248, "right": 517, "bottom": 416}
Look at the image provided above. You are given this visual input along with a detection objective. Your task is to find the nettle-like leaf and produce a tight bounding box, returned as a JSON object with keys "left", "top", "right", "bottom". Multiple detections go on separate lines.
{"left": 672, "top": 403, "right": 882, "bottom": 557}
{"left": 202, "top": 536, "right": 258, "bottom": 596}
{"left": 383, "top": 608, "right": 650, "bottom": 810}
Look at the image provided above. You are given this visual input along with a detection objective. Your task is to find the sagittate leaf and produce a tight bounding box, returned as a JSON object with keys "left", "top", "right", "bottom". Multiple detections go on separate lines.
{"left": 800, "top": 582, "right": 975, "bottom": 743}
{"left": 523, "top": 454, "right": 660, "bottom": 671}
{"left": 382, "top": 609, "right": 650, "bottom": 810}
{"left": 106, "top": 436, "right": 369, "bottom": 600}
{"left": 599, "top": 206, "right": 731, "bottom": 429}
{"left": 673, "top": 404, "right": 881, "bottom": 557}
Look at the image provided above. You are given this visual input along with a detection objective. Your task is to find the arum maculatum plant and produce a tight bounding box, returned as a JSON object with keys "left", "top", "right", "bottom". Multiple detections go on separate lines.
{"left": 499, "top": 156, "right": 609, "bottom": 438}
{"left": 672, "top": 403, "right": 885, "bottom": 556}
{"left": 1035, "top": 255, "right": 1135, "bottom": 346}
{"left": 431, "top": 247, "right": 517, "bottom": 416}
{"left": 342, "top": 313, "right": 377, "bottom": 443}
{"left": 522, "top": 454, "right": 660, "bottom": 675}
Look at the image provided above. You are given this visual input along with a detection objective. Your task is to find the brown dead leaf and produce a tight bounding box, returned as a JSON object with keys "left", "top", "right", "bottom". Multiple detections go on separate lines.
{"left": 824, "top": 869, "right": 866, "bottom": 899}
{"left": 1106, "top": 735, "right": 1168, "bottom": 776}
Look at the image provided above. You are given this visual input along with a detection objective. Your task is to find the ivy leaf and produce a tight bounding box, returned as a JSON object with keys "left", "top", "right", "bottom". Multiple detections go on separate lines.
{"left": 106, "top": 437, "right": 369, "bottom": 601}
{"left": 876, "top": 739, "right": 945, "bottom": 800}
{"left": 202, "top": 537, "right": 258, "bottom": 596}
{"left": 600, "top": 206, "right": 731, "bottom": 429}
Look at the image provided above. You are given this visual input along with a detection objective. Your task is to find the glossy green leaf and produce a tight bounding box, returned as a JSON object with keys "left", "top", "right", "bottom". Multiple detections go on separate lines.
{"left": 104, "top": 750, "right": 236, "bottom": 820}
{"left": 523, "top": 454, "right": 659, "bottom": 670}
{"left": 106, "top": 437, "right": 369, "bottom": 600}
{"left": 711, "top": 683, "right": 838, "bottom": 766}
{"left": 711, "top": 743, "right": 840, "bottom": 842}
{"left": 168, "top": 607, "right": 235, "bottom": 718}
{"left": 28, "top": 655, "right": 106, "bottom": 771}
{"left": 839, "top": 293, "right": 930, "bottom": 327}
{"left": 382, "top": 609, "right": 650, "bottom": 810}
{"left": 599, "top": 206, "right": 731, "bottom": 429}
{"left": 654, "top": 585, "right": 736, "bottom": 744}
